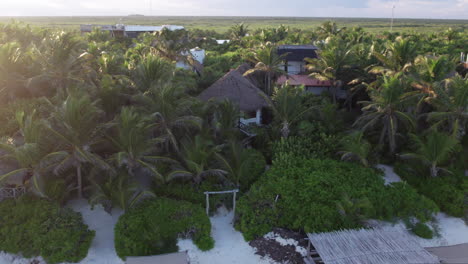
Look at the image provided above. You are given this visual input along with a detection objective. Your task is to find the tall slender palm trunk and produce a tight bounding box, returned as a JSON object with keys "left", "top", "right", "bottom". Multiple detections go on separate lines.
{"left": 77, "top": 164, "right": 82, "bottom": 198}
{"left": 267, "top": 72, "right": 272, "bottom": 96}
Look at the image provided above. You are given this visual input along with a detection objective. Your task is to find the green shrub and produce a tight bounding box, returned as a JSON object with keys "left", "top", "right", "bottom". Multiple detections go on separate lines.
{"left": 410, "top": 222, "right": 434, "bottom": 239}
{"left": 0, "top": 98, "right": 50, "bottom": 137}
{"left": 272, "top": 135, "right": 339, "bottom": 162}
{"left": 373, "top": 182, "right": 438, "bottom": 223}
{"left": 0, "top": 195, "right": 94, "bottom": 263}
{"left": 394, "top": 162, "right": 467, "bottom": 217}
{"left": 43, "top": 177, "right": 72, "bottom": 206}
{"left": 239, "top": 149, "right": 266, "bottom": 191}
{"left": 236, "top": 158, "right": 438, "bottom": 241}
{"left": 115, "top": 198, "right": 214, "bottom": 259}
{"left": 153, "top": 180, "right": 229, "bottom": 212}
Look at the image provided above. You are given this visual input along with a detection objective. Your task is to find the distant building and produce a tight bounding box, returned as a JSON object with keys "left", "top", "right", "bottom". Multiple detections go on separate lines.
{"left": 216, "top": 39, "right": 230, "bottom": 45}
{"left": 198, "top": 64, "right": 268, "bottom": 127}
{"left": 80, "top": 24, "right": 184, "bottom": 38}
{"left": 277, "top": 75, "right": 346, "bottom": 99}
{"left": 176, "top": 47, "right": 206, "bottom": 75}
{"left": 276, "top": 45, "right": 347, "bottom": 99}
{"left": 461, "top": 52, "right": 468, "bottom": 69}
{"left": 277, "top": 45, "right": 319, "bottom": 75}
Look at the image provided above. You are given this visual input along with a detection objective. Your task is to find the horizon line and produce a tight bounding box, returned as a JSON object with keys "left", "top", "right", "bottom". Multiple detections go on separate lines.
{"left": 0, "top": 15, "right": 467, "bottom": 21}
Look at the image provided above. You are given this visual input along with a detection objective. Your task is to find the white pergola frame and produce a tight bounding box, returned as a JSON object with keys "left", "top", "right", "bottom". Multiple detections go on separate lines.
{"left": 204, "top": 189, "right": 239, "bottom": 220}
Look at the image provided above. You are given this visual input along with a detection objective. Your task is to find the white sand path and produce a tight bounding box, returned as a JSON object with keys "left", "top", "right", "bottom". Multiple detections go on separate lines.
{"left": 65, "top": 199, "right": 124, "bottom": 264}
{"left": 178, "top": 207, "right": 275, "bottom": 264}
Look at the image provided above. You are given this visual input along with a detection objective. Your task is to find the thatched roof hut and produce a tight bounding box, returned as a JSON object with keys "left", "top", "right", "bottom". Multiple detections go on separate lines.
{"left": 198, "top": 66, "right": 269, "bottom": 112}
{"left": 307, "top": 227, "right": 440, "bottom": 264}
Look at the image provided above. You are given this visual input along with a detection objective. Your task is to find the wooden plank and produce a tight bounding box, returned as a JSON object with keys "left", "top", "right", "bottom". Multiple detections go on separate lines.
{"left": 204, "top": 189, "right": 239, "bottom": 195}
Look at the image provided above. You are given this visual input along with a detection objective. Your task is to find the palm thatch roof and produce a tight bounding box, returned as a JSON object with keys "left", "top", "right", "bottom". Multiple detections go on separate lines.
{"left": 198, "top": 65, "right": 269, "bottom": 112}
{"left": 307, "top": 227, "right": 440, "bottom": 264}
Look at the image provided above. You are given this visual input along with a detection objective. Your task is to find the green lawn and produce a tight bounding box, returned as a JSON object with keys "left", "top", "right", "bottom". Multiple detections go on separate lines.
{"left": 1, "top": 16, "right": 466, "bottom": 33}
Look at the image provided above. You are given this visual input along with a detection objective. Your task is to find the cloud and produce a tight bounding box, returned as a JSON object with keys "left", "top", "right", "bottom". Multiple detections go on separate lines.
{"left": 0, "top": 0, "right": 466, "bottom": 19}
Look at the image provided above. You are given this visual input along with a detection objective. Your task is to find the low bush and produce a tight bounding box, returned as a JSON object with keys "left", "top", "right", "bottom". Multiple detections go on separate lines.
{"left": 394, "top": 162, "right": 467, "bottom": 217}
{"left": 0, "top": 195, "right": 94, "bottom": 263}
{"left": 153, "top": 180, "right": 229, "bottom": 212}
{"left": 410, "top": 222, "right": 434, "bottom": 239}
{"left": 238, "top": 149, "right": 266, "bottom": 192}
{"left": 115, "top": 197, "right": 214, "bottom": 259}
{"left": 236, "top": 157, "right": 438, "bottom": 241}
{"left": 272, "top": 135, "right": 339, "bottom": 162}
{"left": 373, "top": 182, "right": 438, "bottom": 223}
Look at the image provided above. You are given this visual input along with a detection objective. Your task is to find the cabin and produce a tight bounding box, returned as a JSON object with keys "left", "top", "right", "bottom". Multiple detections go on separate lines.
{"left": 278, "top": 45, "right": 319, "bottom": 75}
{"left": 276, "top": 45, "right": 347, "bottom": 99}
{"left": 277, "top": 75, "right": 347, "bottom": 99}
{"left": 198, "top": 65, "right": 268, "bottom": 128}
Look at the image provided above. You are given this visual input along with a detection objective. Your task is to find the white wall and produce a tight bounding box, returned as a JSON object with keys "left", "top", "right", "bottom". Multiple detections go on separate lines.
{"left": 280, "top": 61, "right": 305, "bottom": 74}
{"left": 176, "top": 61, "right": 191, "bottom": 70}
{"left": 190, "top": 48, "right": 205, "bottom": 64}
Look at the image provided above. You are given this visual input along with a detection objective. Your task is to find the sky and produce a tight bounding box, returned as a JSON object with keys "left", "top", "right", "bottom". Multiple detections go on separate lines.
{"left": 0, "top": 0, "right": 467, "bottom": 19}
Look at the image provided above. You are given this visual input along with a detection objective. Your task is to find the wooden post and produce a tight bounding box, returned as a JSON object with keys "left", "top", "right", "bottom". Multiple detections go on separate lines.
{"left": 205, "top": 193, "right": 209, "bottom": 216}
{"left": 232, "top": 191, "right": 237, "bottom": 221}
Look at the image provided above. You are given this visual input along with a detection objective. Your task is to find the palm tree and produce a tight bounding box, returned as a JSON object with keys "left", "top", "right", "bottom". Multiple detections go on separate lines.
{"left": 244, "top": 44, "right": 287, "bottom": 95}
{"left": 151, "top": 28, "right": 192, "bottom": 64}
{"left": 216, "top": 140, "right": 252, "bottom": 187}
{"left": 108, "top": 107, "right": 172, "bottom": 182}
{"left": 336, "top": 194, "right": 373, "bottom": 226}
{"left": 168, "top": 135, "right": 226, "bottom": 185}
{"left": 400, "top": 130, "right": 460, "bottom": 177}
{"left": 89, "top": 171, "right": 155, "bottom": 213}
{"left": 370, "top": 37, "right": 419, "bottom": 75}
{"left": 267, "top": 85, "right": 317, "bottom": 138}
{"left": 42, "top": 94, "right": 112, "bottom": 198}
{"left": 426, "top": 75, "right": 468, "bottom": 137}
{"left": 306, "top": 37, "right": 354, "bottom": 102}
{"left": 133, "top": 85, "right": 202, "bottom": 153}
{"left": 211, "top": 99, "right": 241, "bottom": 141}
{"left": 33, "top": 32, "right": 86, "bottom": 97}
{"left": 354, "top": 74, "right": 418, "bottom": 154}
{"left": 411, "top": 55, "right": 455, "bottom": 95}
{"left": 132, "top": 55, "right": 174, "bottom": 92}
{"left": 337, "top": 131, "right": 372, "bottom": 167}
{"left": 0, "top": 142, "right": 44, "bottom": 193}
{"left": 229, "top": 23, "right": 249, "bottom": 41}
{"left": 0, "top": 112, "right": 49, "bottom": 194}
{"left": 0, "top": 42, "right": 31, "bottom": 100}
{"left": 316, "top": 21, "right": 346, "bottom": 38}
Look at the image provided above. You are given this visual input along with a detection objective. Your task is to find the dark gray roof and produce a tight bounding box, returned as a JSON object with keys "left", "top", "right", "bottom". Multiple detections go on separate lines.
{"left": 278, "top": 45, "right": 318, "bottom": 50}
{"left": 278, "top": 45, "right": 318, "bottom": 62}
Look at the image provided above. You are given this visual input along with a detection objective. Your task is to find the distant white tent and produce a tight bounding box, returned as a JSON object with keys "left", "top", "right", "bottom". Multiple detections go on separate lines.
{"left": 306, "top": 227, "right": 440, "bottom": 264}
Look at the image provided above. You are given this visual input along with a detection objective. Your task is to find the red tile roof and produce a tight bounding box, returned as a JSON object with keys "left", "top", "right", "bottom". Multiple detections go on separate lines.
{"left": 277, "top": 75, "right": 332, "bottom": 87}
